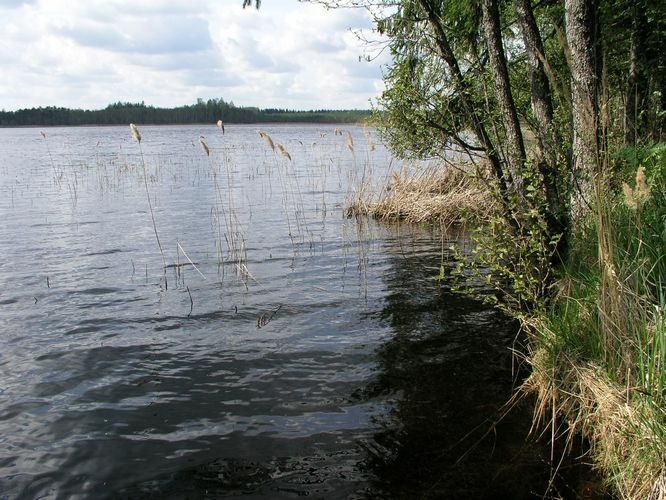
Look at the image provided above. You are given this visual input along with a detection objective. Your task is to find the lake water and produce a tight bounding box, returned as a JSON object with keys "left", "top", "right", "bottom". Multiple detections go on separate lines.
{"left": 0, "top": 124, "right": 559, "bottom": 498}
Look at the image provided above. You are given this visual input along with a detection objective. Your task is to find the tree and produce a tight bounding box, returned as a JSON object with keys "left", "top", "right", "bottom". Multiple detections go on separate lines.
{"left": 515, "top": 0, "right": 569, "bottom": 252}
{"left": 481, "top": 0, "right": 527, "bottom": 194}
{"left": 302, "top": 0, "right": 663, "bottom": 304}
{"left": 565, "top": 0, "right": 601, "bottom": 192}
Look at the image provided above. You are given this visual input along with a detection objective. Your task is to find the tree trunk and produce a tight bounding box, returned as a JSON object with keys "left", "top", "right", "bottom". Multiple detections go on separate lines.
{"left": 515, "top": 0, "right": 570, "bottom": 259}
{"left": 417, "top": 0, "right": 516, "bottom": 226}
{"left": 565, "top": 0, "right": 601, "bottom": 206}
{"left": 481, "top": 0, "right": 527, "bottom": 195}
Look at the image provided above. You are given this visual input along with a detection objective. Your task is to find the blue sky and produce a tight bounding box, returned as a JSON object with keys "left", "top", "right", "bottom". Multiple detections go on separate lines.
{"left": 0, "top": 0, "right": 388, "bottom": 111}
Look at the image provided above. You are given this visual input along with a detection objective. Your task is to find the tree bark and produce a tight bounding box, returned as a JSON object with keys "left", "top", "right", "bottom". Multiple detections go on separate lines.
{"left": 565, "top": 0, "right": 601, "bottom": 187}
{"left": 515, "top": 0, "right": 558, "bottom": 163}
{"left": 481, "top": 0, "right": 527, "bottom": 195}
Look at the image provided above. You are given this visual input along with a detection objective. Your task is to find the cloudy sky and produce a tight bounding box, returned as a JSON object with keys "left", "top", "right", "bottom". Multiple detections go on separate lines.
{"left": 0, "top": 0, "right": 388, "bottom": 111}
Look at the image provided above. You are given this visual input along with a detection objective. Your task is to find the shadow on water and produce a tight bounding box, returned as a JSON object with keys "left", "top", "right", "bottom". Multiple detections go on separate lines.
{"left": 358, "top": 226, "right": 606, "bottom": 499}
{"left": 352, "top": 228, "right": 544, "bottom": 498}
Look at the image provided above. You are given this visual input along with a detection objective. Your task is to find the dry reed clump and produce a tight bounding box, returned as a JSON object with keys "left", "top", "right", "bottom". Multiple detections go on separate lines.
{"left": 523, "top": 342, "right": 666, "bottom": 500}
{"left": 347, "top": 164, "right": 496, "bottom": 225}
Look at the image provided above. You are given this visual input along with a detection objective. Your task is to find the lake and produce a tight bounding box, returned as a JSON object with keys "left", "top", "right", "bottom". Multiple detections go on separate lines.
{"left": 0, "top": 124, "right": 557, "bottom": 498}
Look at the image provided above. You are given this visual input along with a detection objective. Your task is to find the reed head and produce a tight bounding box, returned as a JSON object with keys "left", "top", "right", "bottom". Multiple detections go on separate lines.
{"left": 129, "top": 123, "right": 142, "bottom": 143}
{"left": 199, "top": 136, "right": 210, "bottom": 156}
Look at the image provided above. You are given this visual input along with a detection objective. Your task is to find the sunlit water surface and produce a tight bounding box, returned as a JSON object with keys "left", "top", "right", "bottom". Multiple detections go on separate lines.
{"left": 0, "top": 124, "right": 561, "bottom": 498}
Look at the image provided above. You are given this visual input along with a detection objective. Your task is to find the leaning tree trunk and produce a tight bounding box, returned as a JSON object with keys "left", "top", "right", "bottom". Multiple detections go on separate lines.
{"left": 515, "top": 0, "right": 570, "bottom": 260}
{"left": 565, "top": 0, "right": 601, "bottom": 209}
{"left": 417, "top": 0, "right": 517, "bottom": 228}
{"left": 481, "top": 0, "right": 527, "bottom": 197}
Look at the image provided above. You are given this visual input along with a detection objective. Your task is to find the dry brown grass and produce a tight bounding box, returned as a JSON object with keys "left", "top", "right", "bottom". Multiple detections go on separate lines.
{"left": 346, "top": 163, "right": 496, "bottom": 225}
{"left": 524, "top": 342, "right": 666, "bottom": 500}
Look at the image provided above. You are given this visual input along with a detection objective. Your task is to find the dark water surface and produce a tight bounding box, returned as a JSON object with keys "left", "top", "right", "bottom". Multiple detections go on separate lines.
{"left": 1, "top": 125, "right": 562, "bottom": 498}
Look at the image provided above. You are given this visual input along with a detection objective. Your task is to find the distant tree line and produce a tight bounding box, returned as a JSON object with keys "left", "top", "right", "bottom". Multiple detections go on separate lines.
{"left": 0, "top": 98, "right": 371, "bottom": 127}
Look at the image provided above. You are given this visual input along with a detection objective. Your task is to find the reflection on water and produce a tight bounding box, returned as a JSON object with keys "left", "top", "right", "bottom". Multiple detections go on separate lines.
{"left": 0, "top": 125, "right": 579, "bottom": 498}
{"left": 363, "top": 228, "right": 552, "bottom": 498}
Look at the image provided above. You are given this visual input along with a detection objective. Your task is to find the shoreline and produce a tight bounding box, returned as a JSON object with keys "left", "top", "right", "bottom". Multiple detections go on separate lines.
{"left": 351, "top": 157, "right": 666, "bottom": 499}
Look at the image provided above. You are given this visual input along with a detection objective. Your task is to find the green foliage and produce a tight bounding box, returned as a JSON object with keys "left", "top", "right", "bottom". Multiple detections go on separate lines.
{"left": 373, "top": 1, "right": 501, "bottom": 160}
{"left": 454, "top": 181, "right": 560, "bottom": 316}
{"left": 442, "top": 154, "right": 572, "bottom": 319}
{"left": 560, "top": 147, "right": 664, "bottom": 393}
{"left": 614, "top": 142, "right": 666, "bottom": 187}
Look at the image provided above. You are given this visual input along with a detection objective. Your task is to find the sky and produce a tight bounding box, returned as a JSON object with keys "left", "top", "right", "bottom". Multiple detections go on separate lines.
{"left": 0, "top": 0, "right": 389, "bottom": 111}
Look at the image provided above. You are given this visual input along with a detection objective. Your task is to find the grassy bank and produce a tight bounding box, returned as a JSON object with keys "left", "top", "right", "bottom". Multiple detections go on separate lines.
{"left": 524, "top": 146, "right": 666, "bottom": 498}
{"left": 354, "top": 145, "right": 666, "bottom": 498}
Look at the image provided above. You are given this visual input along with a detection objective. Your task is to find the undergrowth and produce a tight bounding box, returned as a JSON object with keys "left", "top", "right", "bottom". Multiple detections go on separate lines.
{"left": 524, "top": 143, "right": 666, "bottom": 499}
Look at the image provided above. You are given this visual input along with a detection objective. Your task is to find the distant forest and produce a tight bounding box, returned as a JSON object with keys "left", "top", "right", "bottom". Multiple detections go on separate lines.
{"left": 0, "top": 98, "right": 372, "bottom": 127}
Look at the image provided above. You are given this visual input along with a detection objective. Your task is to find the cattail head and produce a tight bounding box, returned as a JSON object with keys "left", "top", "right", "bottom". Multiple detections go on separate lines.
{"left": 217, "top": 119, "right": 225, "bottom": 134}
{"left": 346, "top": 131, "right": 354, "bottom": 153}
{"left": 130, "top": 123, "right": 141, "bottom": 143}
{"left": 199, "top": 136, "right": 210, "bottom": 156}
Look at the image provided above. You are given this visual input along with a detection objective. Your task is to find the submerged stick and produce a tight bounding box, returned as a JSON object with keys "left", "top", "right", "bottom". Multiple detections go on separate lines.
{"left": 186, "top": 286, "right": 194, "bottom": 317}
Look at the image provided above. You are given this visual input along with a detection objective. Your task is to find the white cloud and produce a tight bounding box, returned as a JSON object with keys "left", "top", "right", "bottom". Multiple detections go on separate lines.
{"left": 0, "top": 0, "right": 389, "bottom": 111}
{"left": 0, "top": 0, "right": 37, "bottom": 9}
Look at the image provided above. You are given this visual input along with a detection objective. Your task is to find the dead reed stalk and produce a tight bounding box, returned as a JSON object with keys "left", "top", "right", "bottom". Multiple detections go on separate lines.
{"left": 199, "top": 136, "right": 210, "bottom": 156}
{"left": 129, "top": 123, "right": 167, "bottom": 272}
{"left": 258, "top": 131, "right": 275, "bottom": 151}
{"left": 276, "top": 143, "right": 292, "bottom": 161}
